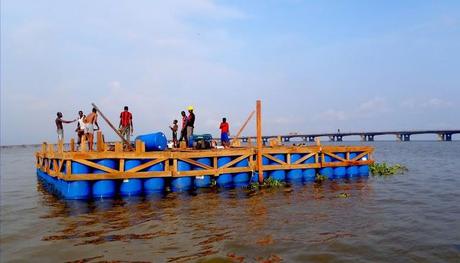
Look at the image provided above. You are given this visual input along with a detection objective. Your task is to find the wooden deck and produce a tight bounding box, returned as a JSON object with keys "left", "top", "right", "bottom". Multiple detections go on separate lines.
{"left": 35, "top": 134, "right": 374, "bottom": 181}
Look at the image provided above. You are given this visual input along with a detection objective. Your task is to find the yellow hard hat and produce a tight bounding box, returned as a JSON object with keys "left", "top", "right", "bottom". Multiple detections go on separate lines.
{"left": 188, "top": 106, "right": 194, "bottom": 111}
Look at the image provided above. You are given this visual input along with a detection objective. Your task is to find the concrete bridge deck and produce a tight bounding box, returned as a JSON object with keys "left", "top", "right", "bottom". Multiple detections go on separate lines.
{"left": 239, "top": 130, "right": 460, "bottom": 142}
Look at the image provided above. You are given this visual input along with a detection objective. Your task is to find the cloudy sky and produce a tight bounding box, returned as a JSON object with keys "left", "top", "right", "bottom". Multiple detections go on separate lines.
{"left": 1, "top": 0, "right": 459, "bottom": 145}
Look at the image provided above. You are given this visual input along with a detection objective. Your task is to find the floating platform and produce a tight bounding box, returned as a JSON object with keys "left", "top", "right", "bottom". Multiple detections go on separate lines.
{"left": 35, "top": 137, "right": 374, "bottom": 200}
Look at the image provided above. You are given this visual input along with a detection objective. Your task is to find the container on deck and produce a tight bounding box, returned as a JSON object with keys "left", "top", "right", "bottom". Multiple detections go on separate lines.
{"left": 92, "top": 159, "right": 117, "bottom": 198}
{"left": 135, "top": 132, "right": 167, "bottom": 151}
{"left": 217, "top": 156, "right": 233, "bottom": 188}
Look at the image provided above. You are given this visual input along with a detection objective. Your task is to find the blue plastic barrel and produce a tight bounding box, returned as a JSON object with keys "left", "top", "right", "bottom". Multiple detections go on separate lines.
{"left": 135, "top": 132, "right": 168, "bottom": 151}
{"left": 93, "top": 159, "right": 117, "bottom": 198}
{"left": 120, "top": 160, "right": 143, "bottom": 196}
{"left": 171, "top": 161, "right": 193, "bottom": 192}
{"left": 233, "top": 158, "right": 249, "bottom": 187}
{"left": 144, "top": 162, "right": 165, "bottom": 194}
{"left": 287, "top": 154, "right": 302, "bottom": 182}
{"left": 217, "top": 156, "right": 233, "bottom": 188}
{"left": 57, "top": 162, "right": 91, "bottom": 199}
{"left": 347, "top": 153, "right": 359, "bottom": 177}
{"left": 319, "top": 154, "right": 333, "bottom": 179}
{"left": 269, "top": 154, "right": 286, "bottom": 182}
{"left": 333, "top": 153, "right": 347, "bottom": 179}
{"left": 302, "top": 154, "right": 316, "bottom": 182}
{"left": 359, "top": 154, "right": 370, "bottom": 176}
{"left": 194, "top": 158, "right": 212, "bottom": 188}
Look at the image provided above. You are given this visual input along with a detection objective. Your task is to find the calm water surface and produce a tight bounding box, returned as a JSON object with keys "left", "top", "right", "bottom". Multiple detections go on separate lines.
{"left": 1, "top": 142, "right": 460, "bottom": 262}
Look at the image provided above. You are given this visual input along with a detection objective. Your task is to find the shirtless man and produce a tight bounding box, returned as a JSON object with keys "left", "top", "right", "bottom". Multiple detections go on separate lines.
{"left": 84, "top": 108, "right": 100, "bottom": 151}
{"left": 55, "top": 112, "right": 76, "bottom": 142}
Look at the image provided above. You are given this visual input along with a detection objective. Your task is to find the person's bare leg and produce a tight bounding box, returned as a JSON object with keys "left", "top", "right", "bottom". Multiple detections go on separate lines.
{"left": 88, "top": 133, "right": 94, "bottom": 151}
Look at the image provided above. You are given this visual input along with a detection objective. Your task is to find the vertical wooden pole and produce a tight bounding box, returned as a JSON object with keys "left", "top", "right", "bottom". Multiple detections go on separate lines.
{"left": 81, "top": 136, "right": 88, "bottom": 152}
{"left": 256, "top": 100, "right": 263, "bottom": 184}
{"left": 70, "top": 138, "right": 75, "bottom": 152}
{"left": 97, "top": 131, "right": 103, "bottom": 152}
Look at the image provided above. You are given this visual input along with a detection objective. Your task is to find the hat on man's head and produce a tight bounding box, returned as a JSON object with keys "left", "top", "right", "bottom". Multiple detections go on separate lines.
{"left": 188, "top": 106, "right": 194, "bottom": 111}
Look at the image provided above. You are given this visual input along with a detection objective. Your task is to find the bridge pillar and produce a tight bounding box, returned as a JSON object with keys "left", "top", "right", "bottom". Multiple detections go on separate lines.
{"left": 403, "top": 134, "right": 411, "bottom": 141}
{"left": 336, "top": 135, "right": 343, "bottom": 141}
{"left": 367, "top": 135, "right": 375, "bottom": 141}
{"left": 439, "top": 133, "right": 452, "bottom": 141}
{"left": 262, "top": 137, "right": 268, "bottom": 143}
{"left": 308, "top": 136, "right": 315, "bottom": 142}
{"left": 283, "top": 137, "right": 290, "bottom": 142}
{"left": 360, "top": 135, "right": 366, "bottom": 141}
{"left": 396, "top": 134, "right": 402, "bottom": 141}
{"left": 242, "top": 138, "right": 248, "bottom": 143}
{"left": 329, "top": 136, "right": 336, "bottom": 141}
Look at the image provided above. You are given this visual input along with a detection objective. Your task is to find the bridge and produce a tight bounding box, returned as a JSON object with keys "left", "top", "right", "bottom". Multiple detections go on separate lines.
{"left": 238, "top": 130, "right": 460, "bottom": 143}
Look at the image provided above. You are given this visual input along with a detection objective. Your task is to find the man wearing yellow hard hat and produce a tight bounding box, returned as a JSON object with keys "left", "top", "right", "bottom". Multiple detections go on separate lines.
{"left": 186, "top": 106, "right": 195, "bottom": 146}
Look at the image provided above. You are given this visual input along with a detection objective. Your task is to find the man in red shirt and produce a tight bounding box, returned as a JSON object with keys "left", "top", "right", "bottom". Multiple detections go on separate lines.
{"left": 119, "top": 106, "right": 133, "bottom": 143}
{"left": 219, "top": 117, "right": 230, "bottom": 147}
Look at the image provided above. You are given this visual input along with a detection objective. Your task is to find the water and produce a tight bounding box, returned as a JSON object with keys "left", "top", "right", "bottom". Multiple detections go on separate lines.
{"left": 1, "top": 142, "right": 459, "bottom": 262}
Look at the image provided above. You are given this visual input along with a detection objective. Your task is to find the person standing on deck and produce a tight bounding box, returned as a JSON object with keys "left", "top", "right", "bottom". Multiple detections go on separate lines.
{"left": 178, "top": 111, "right": 187, "bottom": 145}
{"left": 220, "top": 118, "right": 230, "bottom": 148}
{"left": 169, "top": 120, "right": 178, "bottom": 147}
{"left": 55, "top": 112, "right": 76, "bottom": 142}
{"left": 75, "top": 111, "right": 86, "bottom": 147}
{"left": 84, "top": 108, "right": 100, "bottom": 151}
{"left": 186, "top": 106, "right": 195, "bottom": 146}
{"left": 119, "top": 106, "right": 133, "bottom": 143}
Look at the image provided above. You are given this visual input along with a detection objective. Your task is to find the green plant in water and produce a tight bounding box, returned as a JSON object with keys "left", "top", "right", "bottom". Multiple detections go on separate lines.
{"left": 247, "top": 177, "right": 285, "bottom": 190}
{"left": 370, "top": 162, "right": 408, "bottom": 176}
{"left": 315, "top": 174, "right": 328, "bottom": 182}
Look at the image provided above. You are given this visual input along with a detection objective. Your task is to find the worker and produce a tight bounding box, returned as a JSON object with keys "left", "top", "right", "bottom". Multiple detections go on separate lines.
{"left": 186, "top": 106, "right": 195, "bottom": 146}
{"left": 119, "top": 106, "right": 133, "bottom": 143}
{"left": 219, "top": 117, "right": 230, "bottom": 147}
{"left": 84, "top": 108, "right": 100, "bottom": 151}
{"left": 178, "top": 111, "right": 187, "bottom": 145}
{"left": 55, "top": 112, "right": 76, "bottom": 142}
{"left": 75, "top": 110, "right": 86, "bottom": 147}
{"left": 169, "top": 119, "right": 178, "bottom": 147}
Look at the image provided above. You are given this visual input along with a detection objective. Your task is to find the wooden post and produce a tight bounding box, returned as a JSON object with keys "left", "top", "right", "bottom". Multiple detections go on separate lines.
{"left": 81, "top": 135, "right": 88, "bottom": 152}
{"left": 256, "top": 100, "right": 263, "bottom": 184}
{"left": 231, "top": 110, "right": 255, "bottom": 146}
{"left": 70, "top": 138, "right": 75, "bottom": 152}
{"left": 58, "top": 140, "right": 64, "bottom": 153}
{"left": 96, "top": 131, "right": 103, "bottom": 152}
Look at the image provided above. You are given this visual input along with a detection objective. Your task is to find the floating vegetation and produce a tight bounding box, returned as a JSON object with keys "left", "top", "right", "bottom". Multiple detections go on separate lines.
{"left": 315, "top": 174, "right": 328, "bottom": 182}
{"left": 336, "top": 192, "right": 350, "bottom": 198}
{"left": 248, "top": 177, "right": 286, "bottom": 190}
{"left": 370, "top": 162, "right": 408, "bottom": 176}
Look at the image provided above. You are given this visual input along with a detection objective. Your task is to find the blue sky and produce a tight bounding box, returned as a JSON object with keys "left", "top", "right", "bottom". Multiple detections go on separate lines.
{"left": 1, "top": 0, "right": 459, "bottom": 145}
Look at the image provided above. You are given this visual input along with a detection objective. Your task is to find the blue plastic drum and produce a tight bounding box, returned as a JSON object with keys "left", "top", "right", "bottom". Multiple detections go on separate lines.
{"left": 135, "top": 132, "right": 168, "bottom": 151}
{"left": 93, "top": 159, "right": 117, "bottom": 198}
{"left": 120, "top": 160, "right": 143, "bottom": 196}
{"left": 194, "top": 158, "right": 212, "bottom": 188}
{"left": 319, "top": 154, "right": 333, "bottom": 179}
{"left": 233, "top": 158, "right": 250, "bottom": 187}
{"left": 347, "top": 153, "right": 359, "bottom": 177}
{"left": 217, "top": 156, "right": 233, "bottom": 188}
{"left": 359, "top": 154, "right": 370, "bottom": 176}
{"left": 171, "top": 161, "right": 193, "bottom": 192}
{"left": 287, "top": 154, "right": 302, "bottom": 182}
{"left": 143, "top": 162, "right": 165, "bottom": 194}
{"left": 333, "top": 153, "right": 347, "bottom": 179}
{"left": 57, "top": 162, "right": 91, "bottom": 199}
{"left": 269, "top": 154, "right": 286, "bottom": 182}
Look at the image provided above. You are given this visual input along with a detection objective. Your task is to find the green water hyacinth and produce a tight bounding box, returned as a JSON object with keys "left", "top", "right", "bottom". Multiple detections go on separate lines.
{"left": 370, "top": 162, "right": 408, "bottom": 176}
{"left": 248, "top": 177, "right": 286, "bottom": 190}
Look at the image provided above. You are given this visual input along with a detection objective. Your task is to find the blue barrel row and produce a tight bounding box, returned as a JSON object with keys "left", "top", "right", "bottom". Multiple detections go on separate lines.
{"left": 37, "top": 152, "right": 369, "bottom": 200}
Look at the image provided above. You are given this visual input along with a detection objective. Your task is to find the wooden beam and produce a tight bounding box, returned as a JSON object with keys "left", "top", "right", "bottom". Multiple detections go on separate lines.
{"left": 232, "top": 110, "right": 255, "bottom": 142}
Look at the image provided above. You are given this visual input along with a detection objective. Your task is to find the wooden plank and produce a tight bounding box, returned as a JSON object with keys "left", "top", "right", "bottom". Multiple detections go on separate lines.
{"left": 126, "top": 158, "right": 167, "bottom": 173}
{"left": 178, "top": 158, "right": 213, "bottom": 170}
{"left": 263, "top": 153, "right": 287, "bottom": 165}
{"left": 322, "top": 151, "right": 347, "bottom": 162}
{"left": 81, "top": 136, "right": 88, "bottom": 152}
{"left": 292, "top": 152, "right": 316, "bottom": 165}
{"left": 218, "top": 154, "right": 250, "bottom": 170}
{"left": 232, "top": 110, "right": 255, "bottom": 142}
{"left": 96, "top": 131, "right": 103, "bottom": 152}
{"left": 70, "top": 138, "right": 75, "bottom": 152}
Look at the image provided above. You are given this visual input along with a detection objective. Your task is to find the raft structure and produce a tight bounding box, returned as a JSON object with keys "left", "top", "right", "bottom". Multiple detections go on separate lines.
{"left": 35, "top": 101, "right": 374, "bottom": 199}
